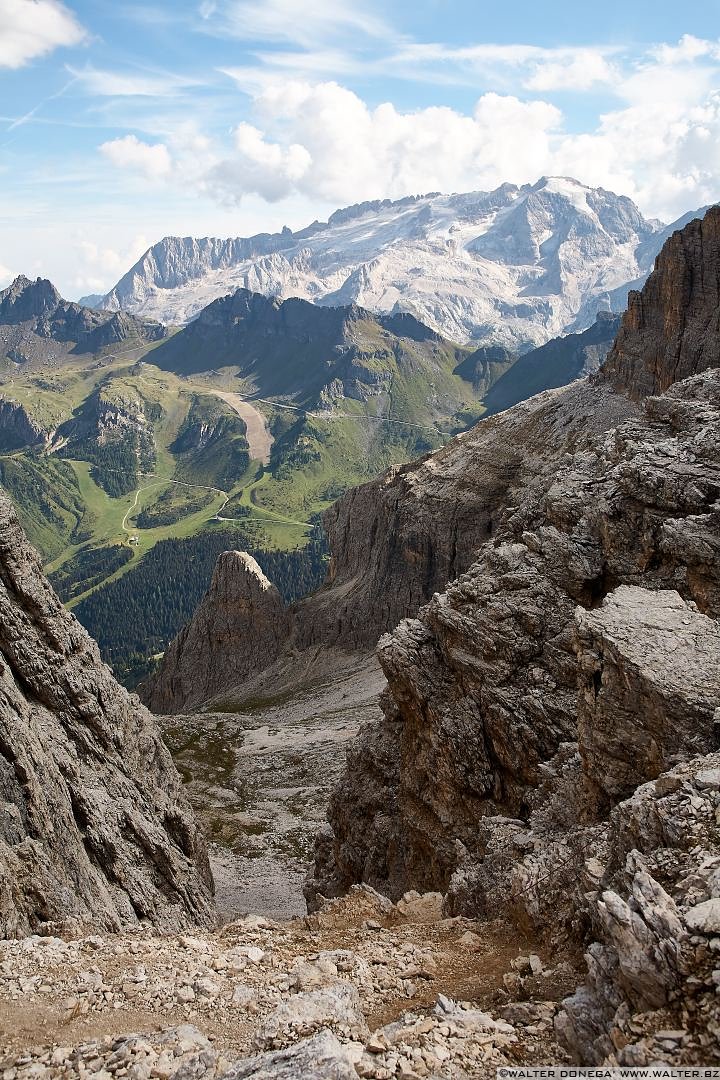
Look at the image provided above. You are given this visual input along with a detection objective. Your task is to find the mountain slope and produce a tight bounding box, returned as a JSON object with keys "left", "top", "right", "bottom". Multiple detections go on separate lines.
{"left": 0, "top": 275, "right": 166, "bottom": 368}
{"left": 148, "top": 287, "right": 482, "bottom": 412}
{"left": 98, "top": 177, "right": 694, "bottom": 349}
{"left": 481, "top": 310, "right": 621, "bottom": 416}
{"left": 141, "top": 212, "right": 720, "bottom": 1068}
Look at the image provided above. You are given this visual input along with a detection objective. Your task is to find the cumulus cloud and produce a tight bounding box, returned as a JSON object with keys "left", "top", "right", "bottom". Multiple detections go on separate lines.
{"left": 0, "top": 0, "right": 85, "bottom": 69}
{"left": 100, "top": 135, "right": 173, "bottom": 180}
{"left": 205, "top": 81, "right": 561, "bottom": 205}
{"left": 0, "top": 263, "right": 14, "bottom": 289}
{"left": 97, "top": 35, "right": 720, "bottom": 222}
{"left": 205, "top": 53, "right": 720, "bottom": 219}
{"left": 74, "top": 234, "right": 150, "bottom": 293}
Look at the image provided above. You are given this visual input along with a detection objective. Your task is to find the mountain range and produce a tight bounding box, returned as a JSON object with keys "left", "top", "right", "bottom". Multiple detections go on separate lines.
{"left": 0, "top": 275, "right": 165, "bottom": 368}
{"left": 90, "top": 176, "right": 704, "bottom": 351}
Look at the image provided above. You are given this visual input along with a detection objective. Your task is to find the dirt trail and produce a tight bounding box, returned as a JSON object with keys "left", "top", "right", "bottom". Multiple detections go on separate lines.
{"left": 0, "top": 894, "right": 573, "bottom": 1075}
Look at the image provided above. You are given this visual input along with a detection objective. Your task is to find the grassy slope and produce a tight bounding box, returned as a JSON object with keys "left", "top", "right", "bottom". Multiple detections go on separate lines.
{"left": 0, "top": 318, "right": 489, "bottom": 606}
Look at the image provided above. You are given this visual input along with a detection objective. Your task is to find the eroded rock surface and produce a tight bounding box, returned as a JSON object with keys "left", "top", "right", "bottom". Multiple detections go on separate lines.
{"left": 147, "top": 551, "right": 288, "bottom": 714}
{"left": 304, "top": 208, "right": 720, "bottom": 1064}
{"left": 576, "top": 586, "right": 720, "bottom": 803}
{"left": 600, "top": 205, "right": 720, "bottom": 399}
{"left": 0, "top": 493, "right": 214, "bottom": 936}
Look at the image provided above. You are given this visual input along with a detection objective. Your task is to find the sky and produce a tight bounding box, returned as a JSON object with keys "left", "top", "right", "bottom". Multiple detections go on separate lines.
{"left": 1, "top": 0, "right": 720, "bottom": 299}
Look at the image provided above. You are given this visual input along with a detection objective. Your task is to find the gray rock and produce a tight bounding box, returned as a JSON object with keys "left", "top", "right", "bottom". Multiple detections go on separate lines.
{"left": 576, "top": 587, "right": 720, "bottom": 803}
{"left": 685, "top": 899, "right": 720, "bottom": 935}
{"left": 600, "top": 207, "right": 720, "bottom": 399}
{"left": 252, "top": 984, "right": 368, "bottom": 1051}
{"left": 224, "top": 1031, "right": 360, "bottom": 1079}
{"left": 0, "top": 494, "right": 214, "bottom": 936}
{"left": 146, "top": 551, "right": 288, "bottom": 714}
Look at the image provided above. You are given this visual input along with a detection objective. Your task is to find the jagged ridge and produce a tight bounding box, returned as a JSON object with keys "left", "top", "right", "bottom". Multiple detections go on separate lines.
{"left": 97, "top": 178, "right": 697, "bottom": 350}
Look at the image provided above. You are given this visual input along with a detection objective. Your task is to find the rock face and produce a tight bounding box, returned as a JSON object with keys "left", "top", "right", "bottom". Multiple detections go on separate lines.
{"left": 294, "top": 378, "right": 637, "bottom": 655}
{"left": 0, "top": 399, "right": 54, "bottom": 451}
{"left": 310, "top": 365, "right": 720, "bottom": 904}
{"left": 600, "top": 205, "right": 720, "bottom": 399}
{"left": 147, "top": 552, "right": 288, "bottom": 714}
{"left": 98, "top": 178, "right": 696, "bottom": 350}
{"left": 576, "top": 586, "right": 720, "bottom": 804}
{"left": 308, "top": 207, "right": 720, "bottom": 908}
{"left": 0, "top": 493, "right": 214, "bottom": 936}
{"left": 297, "top": 208, "right": 720, "bottom": 1062}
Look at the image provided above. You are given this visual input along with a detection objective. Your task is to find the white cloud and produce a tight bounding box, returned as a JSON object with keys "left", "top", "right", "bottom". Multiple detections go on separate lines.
{"left": 204, "top": 81, "right": 560, "bottom": 205}
{"left": 652, "top": 34, "right": 720, "bottom": 65}
{"left": 67, "top": 63, "right": 203, "bottom": 97}
{"left": 0, "top": 0, "right": 85, "bottom": 69}
{"left": 96, "top": 35, "right": 720, "bottom": 224}
{"left": 208, "top": 123, "right": 311, "bottom": 202}
{"left": 73, "top": 234, "right": 150, "bottom": 293}
{"left": 386, "top": 42, "right": 622, "bottom": 92}
{"left": 0, "top": 263, "right": 14, "bottom": 289}
{"left": 205, "top": 0, "right": 392, "bottom": 48}
{"left": 524, "top": 51, "right": 620, "bottom": 92}
{"left": 100, "top": 135, "right": 173, "bottom": 179}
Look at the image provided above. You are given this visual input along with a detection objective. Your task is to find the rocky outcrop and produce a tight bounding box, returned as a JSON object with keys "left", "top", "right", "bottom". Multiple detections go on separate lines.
{"left": 556, "top": 750, "right": 720, "bottom": 1064}
{"left": 0, "top": 399, "right": 54, "bottom": 451}
{"left": 0, "top": 492, "right": 214, "bottom": 937}
{"left": 309, "top": 366, "right": 720, "bottom": 905}
{"left": 300, "top": 207, "right": 720, "bottom": 1062}
{"left": 295, "top": 378, "right": 637, "bottom": 654}
{"left": 147, "top": 552, "right": 288, "bottom": 714}
{"left": 600, "top": 205, "right": 720, "bottom": 399}
{"left": 576, "top": 587, "right": 720, "bottom": 804}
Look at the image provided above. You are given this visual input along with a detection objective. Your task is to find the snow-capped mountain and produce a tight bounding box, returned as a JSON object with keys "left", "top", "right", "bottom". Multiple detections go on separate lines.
{"left": 97, "top": 177, "right": 702, "bottom": 350}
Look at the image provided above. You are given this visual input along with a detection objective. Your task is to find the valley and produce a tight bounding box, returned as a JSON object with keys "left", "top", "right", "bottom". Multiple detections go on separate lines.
{"left": 0, "top": 163, "right": 718, "bottom": 1080}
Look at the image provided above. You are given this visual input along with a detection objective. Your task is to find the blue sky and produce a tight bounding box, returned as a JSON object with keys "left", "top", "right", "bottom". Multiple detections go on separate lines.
{"left": 1, "top": 0, "right": 720, "bottom": 297}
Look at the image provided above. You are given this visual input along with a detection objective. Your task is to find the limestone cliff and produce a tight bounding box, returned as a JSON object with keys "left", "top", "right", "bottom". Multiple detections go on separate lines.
{"left": 600, "top": 204, "right": 720, "bottom": 398}
{"left": 147, "top": 551, "right": 288, "bottom": 714}
{"left": 308, "top": 366, "right": 720, "bottom": 907}
{"left": 0, "top": 493, "right": 214, "bottom": 937}
{"left": 303, "top": 209, "right": 720, "bottom": 1062}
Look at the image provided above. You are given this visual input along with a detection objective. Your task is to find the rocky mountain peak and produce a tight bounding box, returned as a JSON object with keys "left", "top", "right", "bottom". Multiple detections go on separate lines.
{"left": 0, "top": 493, "right": 214, "bottom": 936}
{"left": 96, "top": 179, "right": 693, "bottom": 349}
{"left": 0, "top": 275, "right": 63, "bottom": 321}
{"left": 211, "top": 549, "right": 279, "bottom": 601}
{"left": 599, "top": 204, "right": 720, "bottom": 399}
{"left": 147, "top": 550, "right": 289, "bottom": 714}
{"left": 0, "top": 276, "right": 167, "bottom": 365}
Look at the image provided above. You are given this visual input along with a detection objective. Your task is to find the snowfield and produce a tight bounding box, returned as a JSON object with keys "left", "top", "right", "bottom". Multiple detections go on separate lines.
{"left": 98, "top": 177, "right": 699, "bottom": 350}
